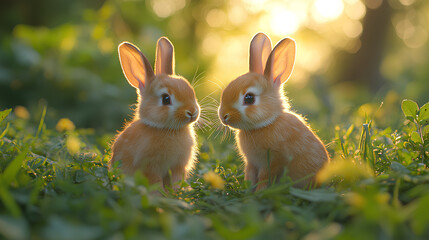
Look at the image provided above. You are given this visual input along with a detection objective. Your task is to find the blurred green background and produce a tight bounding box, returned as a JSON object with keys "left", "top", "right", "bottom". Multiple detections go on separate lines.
{"left": 1, "top": 0, "right": 428, "bottom": 138}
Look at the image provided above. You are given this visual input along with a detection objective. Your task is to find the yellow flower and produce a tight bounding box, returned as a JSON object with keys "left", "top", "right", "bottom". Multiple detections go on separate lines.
{"left": 200, "top": 152, "right": 209, "bottom": 160}
{"left": 357, "top": 103, "right": 376, "bottom": 118}
{"left": 203, "top": 171, "right": 225, "bottom": 190}
{"left": 375, "top": 192, "right": 390, "bottom": 204}
{"left": 56, "top": 118, "right": 75, "bottom": 132}
{"left": 317, "top": 157, "right": 373, "bottom": 184}
{"left": 14, "top": 106, "right": 30, "bottom": 120}
{"left": 345, "top": 192, "right": 366, "bottom": 208}
{"left": 66, "top": 135, "right": 81, "bottom": 155}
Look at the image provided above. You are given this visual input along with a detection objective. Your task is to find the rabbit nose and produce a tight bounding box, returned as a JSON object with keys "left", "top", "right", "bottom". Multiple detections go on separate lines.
{"left": 223, "top": 114, "right": 229, "bottom": 122}
{"left": 186, "top": 111, "right": 193, "bottom": 118}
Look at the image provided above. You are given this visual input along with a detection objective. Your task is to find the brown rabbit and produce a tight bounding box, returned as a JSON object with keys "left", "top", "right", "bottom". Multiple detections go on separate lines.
{"left": 218, "top": 33, "right": 329, "bottom": 190}
{"left": 110, "top": 37, "right": 200, "bottom": 188}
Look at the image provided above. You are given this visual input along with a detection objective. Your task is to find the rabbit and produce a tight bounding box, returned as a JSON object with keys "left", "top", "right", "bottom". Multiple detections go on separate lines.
{"left": 218, "top": 33, "right": 329, "bottom": 190}
{"left": 109, "top": 37, "right": 200, "bottom": 189}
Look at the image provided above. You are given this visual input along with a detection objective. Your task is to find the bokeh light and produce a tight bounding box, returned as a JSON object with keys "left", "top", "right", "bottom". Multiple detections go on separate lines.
{"left": 1, "top": 0, "right": 429, "bottom": 132}
{"left": 312, "top": 0, "right": 345, "bottom": 22}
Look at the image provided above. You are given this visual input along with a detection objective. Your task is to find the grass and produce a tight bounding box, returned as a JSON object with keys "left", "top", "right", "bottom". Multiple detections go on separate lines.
{"left": 1, "top": 99, "right": 429, "bottom": 240}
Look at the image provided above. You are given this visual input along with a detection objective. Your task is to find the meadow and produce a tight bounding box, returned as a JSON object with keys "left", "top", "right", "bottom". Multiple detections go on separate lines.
{"left": 1, "top": 98, "right": 429, "bottom": 239}
{"left": 1, "top": 0, "right": 429, "bottom": 239}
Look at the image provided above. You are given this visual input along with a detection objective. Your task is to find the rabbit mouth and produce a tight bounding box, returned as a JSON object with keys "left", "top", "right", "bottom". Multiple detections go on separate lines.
{"left": 186, "top": 112, "right": 199, "bottom": 123}
{"left": 188, "top": 116, "right": 197, "bottom": 123}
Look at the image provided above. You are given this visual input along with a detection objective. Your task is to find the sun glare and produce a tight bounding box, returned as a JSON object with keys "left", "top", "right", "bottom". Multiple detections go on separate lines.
{"left": 242, "top": 0, "right": 268, "bottom": 13}
{"left": 269, "top": 7, "right": 300, "bottom": 35}
{"left": 203, "top": 0, "right": 365, "bottom": 91}
{"left": 345, "top": 0, "right": 366, "bottom": 20}
{"left": 312, "top": 0, "right": 345, "bottom": 22}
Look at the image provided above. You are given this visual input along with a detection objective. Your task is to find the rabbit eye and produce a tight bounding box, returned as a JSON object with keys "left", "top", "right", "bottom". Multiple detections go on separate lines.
{"left": 161, "top": 93, "right": 171, "bottom": 105}
{"left": 244, "top": 93, "right": 255, "bottom": 105}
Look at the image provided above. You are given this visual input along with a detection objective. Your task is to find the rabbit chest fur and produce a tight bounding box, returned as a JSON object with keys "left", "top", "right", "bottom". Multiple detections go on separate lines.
{"left": 237, "top": 112, "right": 328, "bottom": 188}
{"left": 111, "top": 120, "right": 196, "bottom": 179}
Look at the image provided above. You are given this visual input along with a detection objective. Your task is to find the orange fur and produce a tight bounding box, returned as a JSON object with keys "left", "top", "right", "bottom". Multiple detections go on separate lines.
{"left": 218, "top": 33, "right": 329, "bottom": 190}
{"left": 238, "top": 113, "right": 328, "bottom": 189}
{"left": 111, "top": 118, "right": 197, "bottom": 185}
{"left": 109, "top": 38, "right": 199, "bottom": 188}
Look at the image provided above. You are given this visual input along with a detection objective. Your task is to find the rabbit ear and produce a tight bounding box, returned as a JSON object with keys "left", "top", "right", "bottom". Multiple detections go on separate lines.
{"left": 155, "top": 37, "right": 175, "bottom": 75}
{"left": 118, "top": 42, "right": 154, "bottom": 90}
{"left": 249, "top": 32, "right": 272, "bottom": 74}
{"left": 264, "top": 38, "right": 296, "bottom": 88}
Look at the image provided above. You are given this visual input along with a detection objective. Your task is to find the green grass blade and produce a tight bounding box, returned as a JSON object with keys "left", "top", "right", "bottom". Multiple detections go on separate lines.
{"left": 3, "top": 149, "right": 28, "bottom": 184}
{"left": 364, "top": 124, "right": 374, "bottom": 170}
{"left": 35, "top": 106, "right": 47, "bottom": 139}
{"left": 359, "top": 125, "right": 366, "bottom": 161}
{"left": 0, "top": 109, "right": 12, "bottom": 124}
{"left": 0, "top": 184, "right": 21, "bottom": 217}
{"left": 359, "top": 124, "right": 374, "bottom": 170}
{"left": 0, "top": 122, "right": 10, "bottom": 139}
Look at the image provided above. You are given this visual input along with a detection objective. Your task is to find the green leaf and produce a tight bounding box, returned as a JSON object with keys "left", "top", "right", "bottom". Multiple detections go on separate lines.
{"left": 0, "top": 109, "right": 12, "bottom": 124}
{"left": 411, "top": 131, "right": 422, "bottom": 144}
{"left": 418, "top": 102, "right": 429, "bottom": 121}
{"left": 290, "top": 188, "right": 337, "bottom": 202}
{"left": 402, "top": 99, "right": 419, "bottom": 118}
{"left": 406, "top": 116, "right": 415, "bottom": 122}
{"left": 420, "top": 119, "right": 429, "bottom": 126}
{"left": 2, "top": 150, "right": 28, "bottom": 184}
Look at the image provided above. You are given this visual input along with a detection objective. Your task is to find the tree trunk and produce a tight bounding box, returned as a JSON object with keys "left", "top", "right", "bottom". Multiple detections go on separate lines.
{"left": 339, "top": 0, "right": 392, "bottom": 92}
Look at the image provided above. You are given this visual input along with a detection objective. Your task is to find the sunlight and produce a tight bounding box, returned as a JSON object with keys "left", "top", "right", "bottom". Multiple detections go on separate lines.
{"left": 228, "top": 4, "right": 247, "bottom": 26}
{"left": 206, "top": 9, "right": 227, "bottom": 28}
{"left": 404, "top": 26, "right": 428, "bottom": 48}
{"left": 344, "top": 0, "right": 366, "bottom": 20}
{"left": 202, "top": 32, "right": 222, "bottom": 56}
{"left": 312, "top": 0, "right": 344, "bottom": 22}
{"left": 209, "top": 36, "right": 248, "bottom": 88}
{"left": 399, "top": 0, "right": 415, "bottom": 6}
{"left": 269, "top": 7, "right": 300, "bottom": 35}
{"left": 343, "top": 20, "right": 363, "bottom": 38}
{"left": 297, "top": 40, "right": 331, "bottom": 73}
{"left": 242, "top": 0, "right": 268, "bottom": 13}
{"left": 151, "top": 0, "right": 186, "bottom": 18}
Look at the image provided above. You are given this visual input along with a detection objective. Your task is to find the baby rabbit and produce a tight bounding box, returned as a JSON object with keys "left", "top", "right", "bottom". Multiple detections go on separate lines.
{"left": 110, "top": 37, "right": 200, "bottom": 188}
{"left": 218, "top": 33, "right": 329, "bottom": 190}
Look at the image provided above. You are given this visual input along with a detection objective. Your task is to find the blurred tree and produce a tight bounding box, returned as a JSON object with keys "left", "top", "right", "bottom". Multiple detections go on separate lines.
{"left": 0, "top": 0, "right": 428, "bottom": 133}
{"left": 338, "top": 0, "right": 392, "bottom": 92}
{"left": 0, "top": 0, "right": 216, "bottom": 132}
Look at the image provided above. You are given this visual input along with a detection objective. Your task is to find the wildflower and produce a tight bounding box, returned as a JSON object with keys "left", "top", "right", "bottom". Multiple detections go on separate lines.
{"left": 203, "top": 171, "right": 225, "bottom": 190}
{"left": 375, "top": 192, "right": 390, "bottom": 204}
{"left": 345, "top": 192, "right": 365, "bottom": 208}
{"left": 357, "top": 103, "right": 376, "bottom": 118}
{"left": 317, "top": 157, "right": 373, "bottom": 184}
{"left": 200, "top": 152, "right": 209, "bottom": 160}
{"left": 56, "top": 118, "right": 75, "bottom": 132}
{"left": 14, "top": 106, "right": 30, "bottom": 120}
{"left": 66, "top": 135, "right": 81, "bottom": 154}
